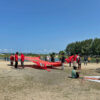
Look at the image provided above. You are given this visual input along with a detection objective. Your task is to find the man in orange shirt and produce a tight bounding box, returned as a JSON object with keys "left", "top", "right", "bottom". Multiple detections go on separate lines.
{"left": 15, "top": 52, "right": 18, "bottom": 69}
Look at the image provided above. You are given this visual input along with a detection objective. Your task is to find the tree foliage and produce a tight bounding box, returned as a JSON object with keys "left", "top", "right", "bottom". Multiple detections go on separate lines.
{"left": 65, "top": 38, "right": 100, "bottom": 56}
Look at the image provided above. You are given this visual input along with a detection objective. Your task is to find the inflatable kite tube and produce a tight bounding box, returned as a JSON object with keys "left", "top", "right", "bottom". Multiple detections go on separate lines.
{"left": 18, "top": 55, "right": 79, "bottom": 71}
{"left": 65, "top": 55, "right": 78, "bottom": 63}
{"left": 18, "top": 56, "right": 62, "bottom": 71}
{"left": 49, "top": 61, "right": 62, "bottom": 67}
{"left": 84, "top": 76, "right": 100, "bottom": 83}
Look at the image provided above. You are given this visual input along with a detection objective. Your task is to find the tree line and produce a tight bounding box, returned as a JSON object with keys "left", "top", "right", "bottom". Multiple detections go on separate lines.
{"left": 65, "top": 38, "right": 100, "bottom": 56}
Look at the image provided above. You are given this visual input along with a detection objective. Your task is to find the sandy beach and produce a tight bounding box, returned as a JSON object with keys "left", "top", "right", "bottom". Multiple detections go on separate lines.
{"left": 0, "top": 61, "right": 100, "bottom": 100}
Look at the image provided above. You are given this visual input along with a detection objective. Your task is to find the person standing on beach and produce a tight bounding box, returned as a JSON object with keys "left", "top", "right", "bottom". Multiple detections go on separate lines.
{"left": 78, "top": 56, "right": 81, "bottom": 70}
{"left": 72, "top": 55, "right": 77, "bottom": 68}
{"left": 88, "top": 56, "right": 91, "bottom": 63}
{"left": 84, "top": 55, "right": 88, "bottom": 65}
{"left": 15, "top": 52, "right": 18, "bottom": 69}
{"left": 21, "top": 53, "right": 25, "bottom": 68}
{"left": 47, "top": 55, "right": 50, "bottom": 61}
{"left": 96, "top": 57, "right": 99, "bottom": 64}
{"left": 61, "top": 53, "right": 66, "bottom": 70}
{"left": 45, "top": 56, "right": 47, "bottom": 61}
{"left": 51, "top": 55, "right": 55, "bottom": 62}
{"left": 10, "top": 55, "right": 14, "bottom": 66}
{"left": 69, "top": 60, "right": 71, "bottom": 67}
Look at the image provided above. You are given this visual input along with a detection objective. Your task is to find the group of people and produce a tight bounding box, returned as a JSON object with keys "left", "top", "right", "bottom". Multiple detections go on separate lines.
{"left": 10, "top": 52, "right": 99, "bottom": 79}
{"left": 70, "top": 55, "right": 100, "bottom": 79}
{"left": 70, "top": 55, "right": 81, "bottom": 78}
{"left": 10, "top": 52, "right": 25, "bottom": 69}
{"left": 44, "top": 54, "right": 66, "bottom": 70}
{"left": 9, "top": 53, "right": 82, "bottom": 78}
{"left": 44, "top": 55, "right": 55, "bottom": 62}
{"left": 69, "top": 55, "right": 82, "bottom": 70}
{"left": 9, "top": 52, "right": 100, "bottom": 79}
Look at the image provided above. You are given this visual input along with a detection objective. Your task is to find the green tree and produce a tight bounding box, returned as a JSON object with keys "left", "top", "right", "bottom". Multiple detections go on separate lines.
{"left": 65, "top": 38, "right": 100, "bottom": 56}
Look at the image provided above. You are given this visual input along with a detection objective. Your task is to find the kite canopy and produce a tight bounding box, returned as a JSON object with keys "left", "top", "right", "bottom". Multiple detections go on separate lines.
{"left": 18, "top": 55, "right": 79, "bottom": 71}
{"left": 84, "top": 76, "right": 100, "bottom": 83}
{"left": 18, "top": 56, "right": 62, "bottom": 71}
{"left": 66, "top": 55, "right": 78, "bottom": 63}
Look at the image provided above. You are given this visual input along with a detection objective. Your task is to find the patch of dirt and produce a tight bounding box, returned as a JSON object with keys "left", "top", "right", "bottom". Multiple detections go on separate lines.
{"left": 0, "top": 61, "right": 100, "bottom": 100}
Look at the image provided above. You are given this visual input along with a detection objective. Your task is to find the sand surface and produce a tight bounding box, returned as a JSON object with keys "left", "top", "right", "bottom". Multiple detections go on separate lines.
{"left": 0, "top": 61, "right": 100, "bottom": 100}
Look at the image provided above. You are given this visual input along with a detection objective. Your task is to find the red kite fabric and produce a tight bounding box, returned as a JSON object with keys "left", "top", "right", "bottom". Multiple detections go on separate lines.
{"left": 24, "top": 56, "right": 62, "bottom": 67}
{"left": 18, "top": 56, "right": 61, "bottom": 71}
{"left": 18, "top": 55, "right": 78, "bottom": 71}
{"left": 65, "top": 55, "right": 78, "bottom": 63}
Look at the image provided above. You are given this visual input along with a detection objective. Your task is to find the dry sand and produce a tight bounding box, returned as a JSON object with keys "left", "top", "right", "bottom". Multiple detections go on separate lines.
{"left": 0, "top": 61, "right": 100, "bottom": 100}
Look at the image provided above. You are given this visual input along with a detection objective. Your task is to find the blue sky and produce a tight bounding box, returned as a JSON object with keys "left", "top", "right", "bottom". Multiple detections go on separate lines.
{"left": 0, "top": 0, "right": 100, "bottom": 53}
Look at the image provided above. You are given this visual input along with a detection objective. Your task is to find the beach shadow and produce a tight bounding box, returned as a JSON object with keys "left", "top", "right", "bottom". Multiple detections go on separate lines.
{"left": 7, "top": 63, "right": 61, "bottom": 71}
{"left": 7, "top": 64, "right": 23, "bottom": 69}
{"left": 47, "top": 66, "right": 62, "bottom": 70}
{"left": 18, "top": 65, "right": 61, "bottom": 70}
{"left": 18, "top": 65, "right": 45, "bottom": 70}
{"left": 7, "top": 64, "right": 12, "bottom": 66}
{"left": 7, "top": 64, "right": 41, "bottom": 70}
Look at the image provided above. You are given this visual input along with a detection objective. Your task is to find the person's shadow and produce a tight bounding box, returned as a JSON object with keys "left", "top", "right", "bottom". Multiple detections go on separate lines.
{"left": 18, "top": 65, "right": 43, "bottom": 70}
{"left": 18, "top": 65, "right": 61, "bottom": 70}
{"left": 7, "top": 64, "right": 12, "bottom": 66}
{"left": 7, "top": 64, "right": 61, "bottom": 70}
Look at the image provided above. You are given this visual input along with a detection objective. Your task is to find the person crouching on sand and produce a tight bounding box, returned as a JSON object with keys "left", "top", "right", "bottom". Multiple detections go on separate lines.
{"left": 15, "top": 52, "right": 18, "bottom": 69}
{"left": 21, "top": 53, "right": 25, "bottom": 68}
{"left": 71, "top": 66, "right": 80, "bottom": 78}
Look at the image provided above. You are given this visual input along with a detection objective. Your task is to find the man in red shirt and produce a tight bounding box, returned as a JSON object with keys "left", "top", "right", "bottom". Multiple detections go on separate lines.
{"left": 10, "top": 55, "right": 14, "bottom": 66}
{"left": 21, "top": 53, "right": 24, "bottom": 68}
{"left": 15, "top": 52, "right": 18, "bottom": 69}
